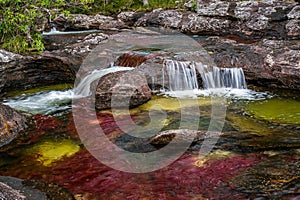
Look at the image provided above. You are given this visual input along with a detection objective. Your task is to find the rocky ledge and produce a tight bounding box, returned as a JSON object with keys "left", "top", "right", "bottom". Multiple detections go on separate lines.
{"left": 53, "top": 0, "right": 300, "bottom": 40}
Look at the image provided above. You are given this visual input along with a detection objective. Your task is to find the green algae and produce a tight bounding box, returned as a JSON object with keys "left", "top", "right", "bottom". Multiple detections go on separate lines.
{"left": 227, "top": 113, "right": 273, "bottom": 136}
{"left": 245, "top": 98, "right": 300, "bottom": 125}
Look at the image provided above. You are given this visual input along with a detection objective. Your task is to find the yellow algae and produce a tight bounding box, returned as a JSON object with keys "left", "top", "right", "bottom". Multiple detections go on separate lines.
{"left": 227, "top": 113, "right": 272, "bottom": 136}
{"left": 245, "top": 98, "right": 300, "bottom": 125}
{"left": 28, "top": 139, "right": 80, "bottom": 166}
{"left": 134, "top": 95, "right": 213, "bottom": 112}
{"left": 194, "top": 150, "right": 235, "bottom": 167}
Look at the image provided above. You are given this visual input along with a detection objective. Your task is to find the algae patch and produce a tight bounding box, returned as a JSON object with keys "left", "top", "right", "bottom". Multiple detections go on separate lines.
{"left": 245, "top": 98, "right": 300, "bottom": 125}
{"left": 27, "top": 139, "right": 80, "bottom": 166}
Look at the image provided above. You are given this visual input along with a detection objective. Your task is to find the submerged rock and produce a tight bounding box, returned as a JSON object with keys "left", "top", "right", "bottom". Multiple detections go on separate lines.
{"left": 0, "top": 104, "right": 29, "bottom": 147}
{"left": 150, "top": 129, "right": 206, "bottom": 145}
{"left": 95, "top": 71, "right": 152, "bottom": 110}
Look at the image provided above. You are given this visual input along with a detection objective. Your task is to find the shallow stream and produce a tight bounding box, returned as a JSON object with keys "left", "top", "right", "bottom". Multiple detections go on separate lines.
{"left": 1, "top": 84, "right": 300, "bottom": 199}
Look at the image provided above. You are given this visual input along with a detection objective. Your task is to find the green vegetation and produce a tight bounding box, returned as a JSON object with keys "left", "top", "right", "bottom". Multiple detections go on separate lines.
{"left": 0, "top": 0, "right": 188, "bottom": 54}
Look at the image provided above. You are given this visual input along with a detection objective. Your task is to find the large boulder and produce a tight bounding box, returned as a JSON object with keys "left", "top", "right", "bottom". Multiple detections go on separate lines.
{"left": 0, "top": 104, "right": 29, "bottom": 147}
{"left": 95, "top": 71, "right": 152, "bottom": 110}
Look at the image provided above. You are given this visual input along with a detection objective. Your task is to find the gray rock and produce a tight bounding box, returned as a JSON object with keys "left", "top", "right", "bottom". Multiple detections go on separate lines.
{"left": 95, "top": 71, "right": 152, "bottom": 110}
{"left": 0, "top": 176, "right": 73, "bottom": 200}
{"left": 286, "top": 19, "right": 300, "bottom": 36}
{"left": 246, "top": 14, "right": 269, "bottom": 31}
{"left": 0, "top": 49, "right": 22, "bottom": 63}
{"left": 0, "top": 182, "right": 26, "bottom": 200}
{"left": 203, "top": 36, "right": 300, "bottom": 90}
{"left": 287, "top": 5, "right": 300, "bottom": 19}
{"left": 181, "top": 14, "right": 231, "bottom": 34}
{"left": 53, "top": 14, "right": 127, "bottom": 31}
{"left": 157, "top": 10, "right": 183, "bottom": 28}
{"left": 234, "top": 1, "right": 259, "bottom": 21}
{"left": 197, "top": 0, "right": 231, "bottom": 17}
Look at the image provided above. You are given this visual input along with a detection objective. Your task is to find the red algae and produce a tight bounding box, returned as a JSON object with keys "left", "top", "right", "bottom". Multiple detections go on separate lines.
{"left": 4, "top": 146, "right": 265, "bottom": 199}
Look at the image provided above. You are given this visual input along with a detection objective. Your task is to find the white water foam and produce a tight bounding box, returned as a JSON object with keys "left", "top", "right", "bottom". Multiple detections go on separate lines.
{"left": 42, "top": 27, "right": 101, "bottom": 36}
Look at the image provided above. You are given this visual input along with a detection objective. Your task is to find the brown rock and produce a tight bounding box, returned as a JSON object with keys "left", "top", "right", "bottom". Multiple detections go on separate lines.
{"left": 0, "top": 104, "right": 29, "bottom": 147}
{"left": 95, "top": 71, "right": 152, "bottom": 110}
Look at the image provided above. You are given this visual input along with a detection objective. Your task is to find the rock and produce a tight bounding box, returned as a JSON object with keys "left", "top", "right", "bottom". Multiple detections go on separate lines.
{"left": 184, "top": 0, "right": 197, "bottom": 10}
{"left": 115, "top": 52, "right": 151, "bottom": 67}
{"left": 0, "top": 176, "right": 74, "bottom": 200}
{"left": 286, "top": 19, "right": 300, "bottom": 36}
{"left": 0, "top": 32, "right": 109, "bottom": 96}
{"left": 129, "top": 0, "right": 299, "bottom": 39}
{"left": 234, "top": 1, "right": 259, "bottom": 21}
{"left": 181, "top": 13, "right": 231, "bottom": 34}
{"left": 149, "top": 129, "right": 206, "bottom": 145}
{"left": 0, "top": 104, "right": 29, "bottom": 147}
{"left": 0, "top": 49, "right": 23, "bottom": 63}
{"left": 53, "top": 14, "right": 127, "bottom": 31}
{"left": 287, "top": 5, "right": 300, "bottom": 19}
{"left": 203, "top": 36, "right": 300, "bottom": 90}
{"left": 95, "top": 71, "right": 152, "bottom": 110}
{"left": 197, "top": 0, "right": 232, "bottom": 17}
{"left": 0, "top": 182, "right": 26, "bottom": 200}
{"left": 0, "top": 55, "right": 76, "bottom": 96}
{"left": 157, "top": 10, "right": 183, "bottom": 28}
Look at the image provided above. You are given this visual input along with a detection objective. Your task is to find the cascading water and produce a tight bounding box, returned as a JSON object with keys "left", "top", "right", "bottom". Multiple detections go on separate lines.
{"left": 162, "top": 60, "right": 199, "bottom": 91}
{"left": 196, "top": 63, "right": 247, "bottom": 89}
{"left": 74, "top": 66, "right": 134, "bottom": 96}
{"left": 162, "top": 60, "right": 247, "bottom": 91}
{"left": 160, "top": 60, "right": 263, "bottom": 99}
{"left": 4, "top": 66, "right": 134, "bottom": 115}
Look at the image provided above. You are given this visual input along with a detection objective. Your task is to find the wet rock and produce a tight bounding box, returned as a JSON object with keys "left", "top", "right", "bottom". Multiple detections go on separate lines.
{"left": 95, "top": 71, "right": 152, "bottom": 110}
{"left": 53, "top": 14, "right": 127, "bottom": 31}
{"left": 0, "top": 176, "right": 74, "bottom": 200}
{"left": 115, "top": 52, "right": 151, "bottom": 67}
{"left": 0, "top": 32, "right": 109, "bottom": 96}
{"left": 203, "top": 36, "right": 300, "bottom": 90}
{"left": 0, "top": 55, "right": 76, "bottom": 96}
{"left": 0, "top": 104, "right": 28, "bottom": 147}
{"left": 150, "top": 129, "right": 206, "bottom": 145}
{"left": 232, "top": 152, "right": 300, "bottom": 198}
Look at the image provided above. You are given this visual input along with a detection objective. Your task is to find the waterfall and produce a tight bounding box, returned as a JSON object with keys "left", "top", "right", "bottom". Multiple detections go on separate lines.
{"left": 162, "top": 60, "right": 199, "bottom": 91}
{"left": 74, "top": 66, "right": 134, "bottom": 96}
{"left": 196, "top": 63, "right": 247, "bottom": 89}
{"left": 162, "top": 60, "right": 247, "bottom": 92}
